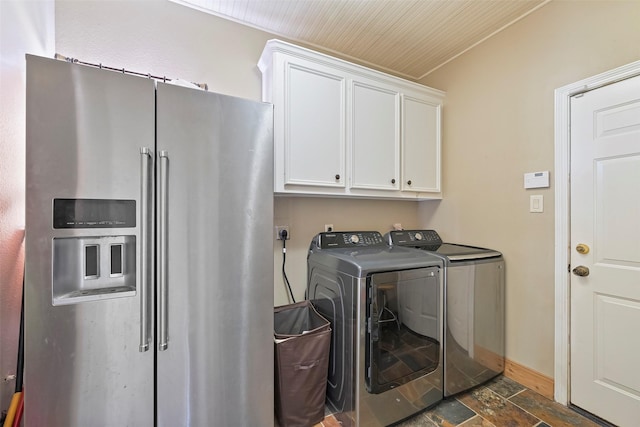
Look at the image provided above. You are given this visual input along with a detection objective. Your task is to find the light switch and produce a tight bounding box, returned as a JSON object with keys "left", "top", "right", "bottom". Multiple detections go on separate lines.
{"left": 530, "top": 195, "right": 543, "bottom": 213}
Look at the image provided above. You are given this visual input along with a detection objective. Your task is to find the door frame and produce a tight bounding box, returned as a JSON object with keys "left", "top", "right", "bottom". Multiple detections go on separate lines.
{"left": 554, "top": 59, "right": 640, "bottom": 405}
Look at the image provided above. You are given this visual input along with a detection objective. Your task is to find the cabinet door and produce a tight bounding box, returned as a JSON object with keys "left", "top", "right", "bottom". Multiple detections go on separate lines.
{"left": 402, "top": 96, "right": 441, "bottom": 193}
{"left": 351, "top": 81, "right": 400, "bottom": 190}
{"left": 284, "top": 61, "right": 345, "bottom": 188}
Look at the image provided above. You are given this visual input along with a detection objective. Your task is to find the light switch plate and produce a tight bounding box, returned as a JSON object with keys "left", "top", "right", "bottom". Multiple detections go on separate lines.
{"left": 530, "top": 195, "right": 544, "bottom": 213}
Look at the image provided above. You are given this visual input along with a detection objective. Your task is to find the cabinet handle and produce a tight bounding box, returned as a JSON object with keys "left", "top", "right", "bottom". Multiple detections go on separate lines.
{"left": 407, "top": 180, "right": 412, "bottom": 185}
{"left": 391, "top": 179, "right": 396, "bottom": 184}
{"left": 335, "top": 174, "right": 340, "bottom": 180}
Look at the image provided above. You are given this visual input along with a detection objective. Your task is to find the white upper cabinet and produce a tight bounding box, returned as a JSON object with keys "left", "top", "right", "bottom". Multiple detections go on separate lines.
{"left": 284, "top": 59, "right": 345, "bottom": 188}
{"left": 259, "top": 39, "right": 444, "bottom": 200}
{"left": 351, "top": 79, "right": 400, "bottom": 191}
{"left": 402, "top": 95, "right": 441, "bottom": 192}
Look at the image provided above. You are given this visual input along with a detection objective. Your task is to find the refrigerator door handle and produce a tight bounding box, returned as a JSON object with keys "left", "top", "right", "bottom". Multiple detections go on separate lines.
{"left": 158, "top": 150, "right": 169, "bottom": 351}
{"left": 139, "top": 147, "right": 152, "bottom": 352}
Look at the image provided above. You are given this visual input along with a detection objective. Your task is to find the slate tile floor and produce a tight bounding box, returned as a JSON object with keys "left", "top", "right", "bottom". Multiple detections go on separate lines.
{"left": 313, "top": 376, "right": 604, "bottom": 427}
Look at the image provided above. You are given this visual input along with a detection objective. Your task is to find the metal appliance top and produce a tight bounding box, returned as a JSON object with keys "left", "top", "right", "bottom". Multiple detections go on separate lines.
{"left": 386, "top": 230, "right": 502, "bottom": 262}
{"left": 308, "top": 231, "right": 442, "bottom": 278}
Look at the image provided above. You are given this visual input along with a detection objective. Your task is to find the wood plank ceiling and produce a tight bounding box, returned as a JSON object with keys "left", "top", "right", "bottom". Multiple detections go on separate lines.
{"left": 173, "top": 0, "right": 550, "bottom": 81}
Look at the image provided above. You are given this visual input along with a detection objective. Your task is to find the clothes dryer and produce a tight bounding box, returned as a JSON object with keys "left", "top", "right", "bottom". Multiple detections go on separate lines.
{"left": 386, "top": 230, "right": 505, "bottom": 397}
{"left": 307, "top": 231, "right": 444, "bottom": 427}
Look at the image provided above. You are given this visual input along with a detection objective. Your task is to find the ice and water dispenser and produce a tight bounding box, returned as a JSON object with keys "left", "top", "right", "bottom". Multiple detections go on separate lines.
{"left": 51, "top": 199, "right": 137, "bottom": 305}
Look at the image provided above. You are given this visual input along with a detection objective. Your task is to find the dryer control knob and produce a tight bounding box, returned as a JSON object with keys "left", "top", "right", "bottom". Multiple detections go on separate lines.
{"left": 415, "top": 232, "right": 423, "bottom": 241}
{"left": 349, "top": 234, "right": 360, "bottom": 244}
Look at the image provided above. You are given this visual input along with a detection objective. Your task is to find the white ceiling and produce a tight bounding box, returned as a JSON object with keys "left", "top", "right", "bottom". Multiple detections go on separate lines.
{"left": 173, "top": 0, "right": 550, "bottom": 81}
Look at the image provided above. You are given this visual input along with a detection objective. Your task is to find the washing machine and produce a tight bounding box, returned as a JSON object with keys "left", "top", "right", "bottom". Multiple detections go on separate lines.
{"left": 386, "top": 230, "right": 505, "bottom": 397}
{"left": 307, "top": 231, "right": 444, "bottom": 427}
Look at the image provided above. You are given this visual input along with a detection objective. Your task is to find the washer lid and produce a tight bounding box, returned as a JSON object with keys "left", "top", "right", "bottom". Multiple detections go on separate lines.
{"left": 308, "top": 241, "right": 442, "bottom": 277}
{"left": 430, "top": 243, "right": 502, "bottom": 261}
{"left": 386, "top": 230, "right": 502, "bottom": 261}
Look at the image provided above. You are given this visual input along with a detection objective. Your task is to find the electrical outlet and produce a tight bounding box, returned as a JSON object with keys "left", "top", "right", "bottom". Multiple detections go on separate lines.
{"left": 324, "top": 224, "right": 334, "bottom": 232}
{"left": 275, "top": 225, "right": 290, "bottom": 240}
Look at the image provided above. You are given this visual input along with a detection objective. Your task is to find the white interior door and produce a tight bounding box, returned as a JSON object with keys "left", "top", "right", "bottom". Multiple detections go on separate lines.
{"left": 570, "top": 74, "right": 640, "bottom": 426}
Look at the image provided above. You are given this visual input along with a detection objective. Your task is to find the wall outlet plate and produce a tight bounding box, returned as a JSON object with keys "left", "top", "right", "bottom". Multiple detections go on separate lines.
{"left": 275, "top": 225, "right": 290, "bottom": 240}
{"left": 324, "top": 224, "right": 334, "bottom": 232}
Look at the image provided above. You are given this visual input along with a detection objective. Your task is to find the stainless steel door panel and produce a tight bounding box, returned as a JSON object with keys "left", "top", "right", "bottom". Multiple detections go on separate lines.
{"left": 444, "top": 259, "right": 504, "bottom": 396}
{"left": 155, "top": 83, "right": 274, "bottom": 426}
{"left": 446, "top": 266, "right": 474, "bottom": 352}
{"left": 25, "top": 56, "right": 155, "bottom": 425}
{"left": 473, "top": 260, "right": 505, "bottom": 368}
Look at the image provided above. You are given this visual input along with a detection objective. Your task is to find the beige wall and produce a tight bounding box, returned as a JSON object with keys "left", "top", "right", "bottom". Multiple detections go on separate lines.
{"left": 55, "top": 0, "right": 268, "bottom": 100}
{"left": 418, "top": 0, "right": 640, "bottom": 377}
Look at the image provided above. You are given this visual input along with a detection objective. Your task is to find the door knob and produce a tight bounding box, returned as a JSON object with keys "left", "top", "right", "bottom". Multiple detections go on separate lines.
{"left": 576, "top": 244, "right": 590, "bottom": 254}
{"left": 572, "top": 266, "right": 590, "bottom": 277}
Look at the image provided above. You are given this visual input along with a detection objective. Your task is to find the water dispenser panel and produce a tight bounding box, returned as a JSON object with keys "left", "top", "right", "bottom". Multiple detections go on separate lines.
{"left": 53, "top": 199, "right": 136, "bottom": 229}
{"left": 52, "top": 235, "right": 136, "bottom": 305}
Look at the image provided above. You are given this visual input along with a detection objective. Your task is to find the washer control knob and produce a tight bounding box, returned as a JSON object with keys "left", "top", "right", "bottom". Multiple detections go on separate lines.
{"left": 349, "top": 234, "right": 360, "bottom": 244}
{"left": 414, "top": 232, "right": 423, "bottom": 241}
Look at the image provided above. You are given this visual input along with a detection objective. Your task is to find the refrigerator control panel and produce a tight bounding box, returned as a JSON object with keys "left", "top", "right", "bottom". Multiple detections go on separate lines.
{"left": 53, "top": 198, "right": 136, "bottom": 229}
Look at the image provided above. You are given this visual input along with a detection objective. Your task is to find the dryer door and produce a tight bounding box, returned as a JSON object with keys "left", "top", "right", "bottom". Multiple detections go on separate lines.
{"left": 366, "top": 267, "right": 441, "bottom": 394}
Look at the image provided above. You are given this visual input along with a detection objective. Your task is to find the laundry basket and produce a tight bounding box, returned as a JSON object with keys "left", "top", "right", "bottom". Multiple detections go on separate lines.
{"left": 274, "top": 300, "right": 331, "bottom": 427}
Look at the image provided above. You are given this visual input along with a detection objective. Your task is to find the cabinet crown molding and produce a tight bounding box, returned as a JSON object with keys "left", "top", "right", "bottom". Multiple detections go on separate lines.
{"left": 259, "top": 39, "right": 445, "bottom": 100}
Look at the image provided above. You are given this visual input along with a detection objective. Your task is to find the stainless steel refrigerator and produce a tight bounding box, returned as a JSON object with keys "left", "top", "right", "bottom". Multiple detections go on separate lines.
{"left": 25, "top": 54, "right": 274, "bottom": 426}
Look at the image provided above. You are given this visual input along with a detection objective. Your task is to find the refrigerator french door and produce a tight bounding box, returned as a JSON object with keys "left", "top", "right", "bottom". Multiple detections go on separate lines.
{"left": 25, "top": 55, "right": 274, "bottom": 426}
